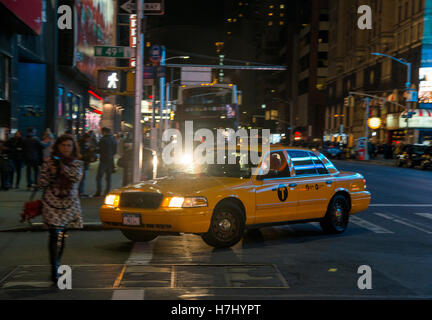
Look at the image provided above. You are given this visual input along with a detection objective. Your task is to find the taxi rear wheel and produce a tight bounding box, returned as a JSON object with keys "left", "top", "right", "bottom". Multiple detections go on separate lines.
{"left": 320, "top": 195, "right": 349, "bottom": 234}
{"left": 202, "top": 203, "right": 245, "bottom": 248}
{"left": 121, "top": 230, "right": 158, "bottom": 242}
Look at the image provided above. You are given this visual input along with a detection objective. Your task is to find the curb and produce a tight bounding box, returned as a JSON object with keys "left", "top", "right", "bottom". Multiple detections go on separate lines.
{"left": 0, "top": 222, "right": 108, "bottom": 233}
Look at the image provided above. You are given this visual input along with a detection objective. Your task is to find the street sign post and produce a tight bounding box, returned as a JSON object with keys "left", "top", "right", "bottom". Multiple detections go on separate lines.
{"left": 94, "top": 46, "right": 135, "bottom": 58}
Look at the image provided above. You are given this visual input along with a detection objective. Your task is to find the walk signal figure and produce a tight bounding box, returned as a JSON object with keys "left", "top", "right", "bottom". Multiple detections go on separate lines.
{"left": 107, "top": 72, "right": 119, "bottom": 89}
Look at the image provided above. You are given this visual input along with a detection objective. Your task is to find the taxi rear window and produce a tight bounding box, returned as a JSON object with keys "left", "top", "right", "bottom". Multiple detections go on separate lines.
{"left": 287, "top": 151, "right": 329, "bottom": 176}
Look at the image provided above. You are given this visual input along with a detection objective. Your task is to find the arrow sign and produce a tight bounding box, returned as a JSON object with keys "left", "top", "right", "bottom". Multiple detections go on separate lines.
{"left": 118, "top": 0, "right": 165, "bottom": 15}
{"left": 120, "top": 0, "right": 135, "bottom": 14}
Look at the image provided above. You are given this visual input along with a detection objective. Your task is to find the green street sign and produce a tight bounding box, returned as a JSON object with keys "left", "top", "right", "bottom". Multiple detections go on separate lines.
{"left": 94, "top": 46, "right": 135, "bottom": 59}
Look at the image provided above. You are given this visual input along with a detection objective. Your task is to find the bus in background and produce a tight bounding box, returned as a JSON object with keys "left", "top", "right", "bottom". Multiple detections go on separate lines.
{"left": 175, "top": 83, "right": 240, "bottom": 134}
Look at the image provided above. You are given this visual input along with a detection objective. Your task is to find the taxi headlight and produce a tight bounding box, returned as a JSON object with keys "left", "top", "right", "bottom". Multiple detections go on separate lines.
{"left": 162, "top": 196, "right": 208, "bottom": 208}
{"left": 104, "top": 194, "right": 120, "bottom": 207}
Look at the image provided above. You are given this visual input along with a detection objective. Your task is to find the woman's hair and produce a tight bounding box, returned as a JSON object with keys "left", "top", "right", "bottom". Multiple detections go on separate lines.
{"left": 52, "top": 134, "right": 80, "bottom": 159}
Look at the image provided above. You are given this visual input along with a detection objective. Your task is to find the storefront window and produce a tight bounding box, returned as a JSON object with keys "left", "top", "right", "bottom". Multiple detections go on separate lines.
{"left": 0, "top": 54, "right": 10, "bottom": 101}
{"left": 57, "top": 87, "right": 64, "bottom": 116}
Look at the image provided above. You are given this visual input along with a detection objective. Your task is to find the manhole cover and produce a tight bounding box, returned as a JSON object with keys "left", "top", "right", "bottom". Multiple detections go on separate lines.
{"left": 118, "top": 264, "right": 288, "bottom": 288}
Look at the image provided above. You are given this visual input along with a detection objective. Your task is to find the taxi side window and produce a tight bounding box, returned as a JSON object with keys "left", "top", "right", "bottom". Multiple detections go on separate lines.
{"left": 260, "top": 151, "right": 291, "bottom": 179}
{"left": 287, "top": 151, "right": 317, "bottom": 176}
{"left": 309, "top": 152, "right": 329, "bottom": 175}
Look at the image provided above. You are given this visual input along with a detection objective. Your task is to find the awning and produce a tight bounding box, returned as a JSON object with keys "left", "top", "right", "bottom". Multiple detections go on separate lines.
{"left": 399, "top": 109, "right": 432, "bottom": 129}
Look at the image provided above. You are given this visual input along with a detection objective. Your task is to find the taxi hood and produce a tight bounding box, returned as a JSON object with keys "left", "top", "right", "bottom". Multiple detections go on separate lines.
{"left": 121, "top": 175, "right": 245, "bottom": 197}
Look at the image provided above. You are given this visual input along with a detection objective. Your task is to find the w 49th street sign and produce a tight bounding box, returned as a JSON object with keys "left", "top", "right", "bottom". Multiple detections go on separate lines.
{"left": 94, "top": 46, "right": 135, "bottom": 59}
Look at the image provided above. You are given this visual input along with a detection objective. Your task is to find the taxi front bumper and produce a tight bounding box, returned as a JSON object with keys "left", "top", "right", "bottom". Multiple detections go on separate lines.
{"left": 350, "top": 191, "right": 371, "bottom": 214}
{"left": 99, "top": 205, "right": 212, "bottom": 234}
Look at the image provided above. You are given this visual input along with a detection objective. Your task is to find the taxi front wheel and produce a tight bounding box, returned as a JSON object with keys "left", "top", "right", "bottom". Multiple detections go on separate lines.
{"left": 320, "top": 195, "right": 349, "bottom": 234}
{"left": 121, "top": 230, "right": 158, "bottom": 242}
{"left": 202, "top": 203, "right": 245, "bottom": 248}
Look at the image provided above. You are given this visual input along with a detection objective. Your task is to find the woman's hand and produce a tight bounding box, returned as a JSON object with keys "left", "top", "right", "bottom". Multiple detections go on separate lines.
{"left": 48, "top": 159, "right": 58, "bottom": 175}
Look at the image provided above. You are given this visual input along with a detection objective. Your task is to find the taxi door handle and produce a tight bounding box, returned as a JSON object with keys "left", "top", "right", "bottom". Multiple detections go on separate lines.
{"left": 326, "top": 180, "right": 333, "bottom": 185}
{"left": 289, "top": 183, "right": 297, "bottom": 188}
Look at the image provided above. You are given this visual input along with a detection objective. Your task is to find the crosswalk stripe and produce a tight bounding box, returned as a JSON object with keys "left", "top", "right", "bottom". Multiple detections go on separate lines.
{"left": 111, "top": 241, "right": 155, "bottom": 299}
{"left": 413, "top": 213, "right": 432, "bottom": 220}
{"left": 112, "top": 289, "right": 145, "bottom": 300}
{"left": 350, "top": 216, "right": 393, "bottom": 234}
{"left": 373, "top": 212, "right": 432, "bottom": 234}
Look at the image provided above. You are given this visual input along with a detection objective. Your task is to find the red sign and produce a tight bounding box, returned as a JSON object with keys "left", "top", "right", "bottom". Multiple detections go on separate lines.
{"left": 0, "top": 0, "right": 42, "bottom": 35}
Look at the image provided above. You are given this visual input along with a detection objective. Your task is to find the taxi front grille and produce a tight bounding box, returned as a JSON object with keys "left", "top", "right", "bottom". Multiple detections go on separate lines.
{"left": 119, "top": 192, "right": 163, "bottom": 209}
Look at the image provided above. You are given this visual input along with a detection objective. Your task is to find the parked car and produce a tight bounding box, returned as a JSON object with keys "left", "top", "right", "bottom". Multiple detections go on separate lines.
{"left": 322, "top": 142, "right": 344, "bottom": 159}
{"left": 420, "top": 146, "right": 432, "bottom": 170}
{"left": 395, "top": 144, "right": 429, "bottom": 168}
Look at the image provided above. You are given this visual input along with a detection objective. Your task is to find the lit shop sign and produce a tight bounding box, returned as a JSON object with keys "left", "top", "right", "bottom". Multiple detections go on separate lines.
{"left": 129, "top": 14, "right": 137, "bottom": 68}
{"left": 399, "top": 109, "right": 432, "bottom": 128}
{"left": 419, "top": 67, "right": 432, "bottom": 104}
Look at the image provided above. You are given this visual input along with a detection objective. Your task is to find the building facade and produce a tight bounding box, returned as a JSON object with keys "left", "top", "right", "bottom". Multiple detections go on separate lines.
{"left": 326, "top": 0, "right": 432, "bottom": 148}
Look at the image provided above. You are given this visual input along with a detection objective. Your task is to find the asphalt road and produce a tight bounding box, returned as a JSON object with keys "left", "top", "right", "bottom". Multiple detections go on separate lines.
{"left": 0, "top": 161, "right": 431, "bottom": 300}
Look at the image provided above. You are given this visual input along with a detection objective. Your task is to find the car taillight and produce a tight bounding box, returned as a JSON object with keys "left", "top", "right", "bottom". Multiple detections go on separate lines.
{"left": 363, "top": 179, "right": 367, "bottom": 190}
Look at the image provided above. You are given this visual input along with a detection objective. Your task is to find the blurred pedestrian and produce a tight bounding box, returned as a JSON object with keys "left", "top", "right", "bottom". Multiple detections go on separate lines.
{"left": 5, "top": 131, "right": 24, "bottom": 188}
{"left": 0, "top": 138, "right": 13, "bottom": 191}
{"left": 37, "top": 134, "right": 83, "bottom": 284}
{"left": 78, "top": 133, "right": 96, "bottom": 198}
{"left": 22, "top": 128, "right": 43, "bottom": 190}
{"left": 41, "top": 129, "right": 55, "bottom": 162}
{"left": 117, "top": 140, "right": 133, "bottom": 186}
{"left": 94, "top": 127, "right": 117, "bottom": 197}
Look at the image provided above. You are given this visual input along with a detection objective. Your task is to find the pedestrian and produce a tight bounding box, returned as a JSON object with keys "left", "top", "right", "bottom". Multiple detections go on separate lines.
{"left": 5, "top": 131, "right": 24, "bottom": 188}
{"left": 0, "top": 138, "right": 13, "bottom": 191}
{"left": 37, "top": 134, "right": 83, "bottom": 284}
{"left": 78, "top": 133, "right": 96, "bottom": 197}
{"left": 41, "top": 129, "right": 55, "bottom": 162}
{"left": 117, "top": 140, "right": 133, "bottom": 186}
{"left": 94, "top": 127, "right": 117, "bottom": 197}
{"left": 22, "top": 128, "right": 43, "bottom": 190}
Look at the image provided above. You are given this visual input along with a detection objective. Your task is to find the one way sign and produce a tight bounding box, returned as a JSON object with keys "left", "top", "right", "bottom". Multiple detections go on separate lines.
{"left": 118, "top": 0, "right": 165, "bottom": 15}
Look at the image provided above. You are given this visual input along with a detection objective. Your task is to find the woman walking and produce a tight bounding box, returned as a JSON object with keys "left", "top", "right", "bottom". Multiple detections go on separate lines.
{"left": 37, "top": 134, "right": 83, "bottom": 284}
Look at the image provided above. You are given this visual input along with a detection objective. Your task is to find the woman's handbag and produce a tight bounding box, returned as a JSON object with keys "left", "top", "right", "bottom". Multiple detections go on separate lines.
{"left": 20, "top": 189, "right": 42, "bottom": 223}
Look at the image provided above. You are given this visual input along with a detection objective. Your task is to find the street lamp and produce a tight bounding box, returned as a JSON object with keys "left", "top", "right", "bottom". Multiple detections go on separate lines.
{"left": 371, "top": 52, "right": 412, "bottom": 143}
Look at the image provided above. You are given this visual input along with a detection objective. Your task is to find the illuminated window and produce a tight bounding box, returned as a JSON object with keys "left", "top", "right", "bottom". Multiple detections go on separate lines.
{"left": 280, "top": 13, "right": 284, "bottom": 17}
{"left": 268, "top": 21, "right": 273, "bottom": 26}
{"left": 279, "top": 21, "right": 284, "bottom": 25}
{"left": 268, "top": 12, "right": 273, "bottom": 16}
{"left": 239, "top": 13, "right": 243, "bottom": 17}
{"left": 239, "top": 2, "right": 242, "bottom": 5}
{"left": 227, "top": 32, "right": 232, "bottom": 35}
{"left": 280, "top": 4, "right": 285, "bottom": 9}
{"left": 233, "top": 18, "right": 237, "bottom": 22}
{"left": 227, "top": 18, "right": 232, "bottom": 22}
{"left": 269, "top": 5, "right": 274, "bottom": 9}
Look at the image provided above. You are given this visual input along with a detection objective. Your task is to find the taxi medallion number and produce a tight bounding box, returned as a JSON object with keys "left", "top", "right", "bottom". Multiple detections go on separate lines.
{"left": 122, "top": 214, "right": 141, "bottom": 226}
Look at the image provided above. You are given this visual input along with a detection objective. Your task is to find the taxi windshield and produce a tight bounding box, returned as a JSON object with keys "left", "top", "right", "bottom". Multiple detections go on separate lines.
{"left": 169, "top": 150, "right": 260, "bottom": 179}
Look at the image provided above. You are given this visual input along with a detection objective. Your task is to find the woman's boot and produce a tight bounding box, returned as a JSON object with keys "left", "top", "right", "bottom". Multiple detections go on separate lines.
{"left": 49, "top": 228, "right": 65, "bottom": 284}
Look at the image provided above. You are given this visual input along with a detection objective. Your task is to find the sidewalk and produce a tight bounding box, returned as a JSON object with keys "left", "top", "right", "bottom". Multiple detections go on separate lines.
{"left": 0, "top": 161, "right": 123, "bottom": 232}
{"left": 337, "top": 157, "right": 396, "bottom": 167}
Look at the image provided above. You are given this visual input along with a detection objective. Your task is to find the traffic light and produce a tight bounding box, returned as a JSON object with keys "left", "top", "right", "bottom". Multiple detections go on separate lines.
{"left": 344, "top": 96, "right": 354, "bottom": 107}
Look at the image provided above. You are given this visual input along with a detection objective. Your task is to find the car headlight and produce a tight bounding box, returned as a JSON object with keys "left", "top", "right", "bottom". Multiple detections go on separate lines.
{"left": 162, "top": 196, "right": 208, "bottom": 208}
{"left": 104, "top": 194, "right": 120, "bottom": 207}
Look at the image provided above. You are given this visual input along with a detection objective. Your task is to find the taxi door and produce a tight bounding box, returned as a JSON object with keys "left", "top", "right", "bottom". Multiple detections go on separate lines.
{"left": 287, "top": 151, "right": 333, "bottom": 220}
{"left": 254, "top": 150, "right": 299, "bottom": 224}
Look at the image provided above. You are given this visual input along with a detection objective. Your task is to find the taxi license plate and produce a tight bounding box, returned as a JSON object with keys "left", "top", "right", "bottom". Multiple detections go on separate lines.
{"left": 122, "top": 214, "right": 141, "bottom": 226}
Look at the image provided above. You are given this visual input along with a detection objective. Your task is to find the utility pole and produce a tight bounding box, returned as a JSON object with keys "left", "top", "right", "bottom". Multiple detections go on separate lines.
{"left": 364, "top": 97, "right": 371, "bottom": 161}
{"left": 132, "top": 0, "right": 144, "bottom": 183}
{"left": 158, "top": 46, "right": 166, "bottom": 149}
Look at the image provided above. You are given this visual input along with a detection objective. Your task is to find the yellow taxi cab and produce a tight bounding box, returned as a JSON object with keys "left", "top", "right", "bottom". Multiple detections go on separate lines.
{"left": 100, "top": 145, "right": 371, "bottom": 248}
